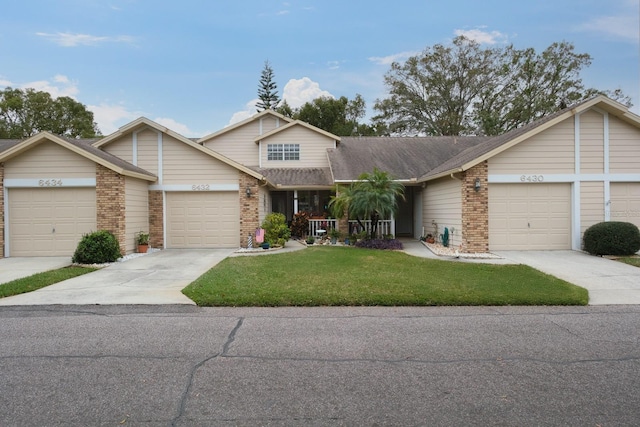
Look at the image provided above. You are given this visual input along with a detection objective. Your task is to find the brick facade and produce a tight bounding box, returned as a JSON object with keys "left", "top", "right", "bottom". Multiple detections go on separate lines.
{"left": 0, "top": 163, "right": 4, "bottom": 258}
{"left": 239, "top": 171, "right": 260, "bottom": 248}
{"left": 96, "top": 164, "right": 127, "bottom": 254}
{"left": 461, "top": 160, "right": 489, "bottom": 253}
{"left": 148, "top": 190, "right": 164, "bottom": 248}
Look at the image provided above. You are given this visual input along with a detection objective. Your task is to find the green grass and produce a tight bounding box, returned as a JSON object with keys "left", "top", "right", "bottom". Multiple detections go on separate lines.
{"left": 0, "top": 266, "right": 98, "bottom": 298}
{"left": 616, "top": 256, "right": 640, "bottom": 268}
{"left": 183, "top": 247, "right": 588, "bottom": 306}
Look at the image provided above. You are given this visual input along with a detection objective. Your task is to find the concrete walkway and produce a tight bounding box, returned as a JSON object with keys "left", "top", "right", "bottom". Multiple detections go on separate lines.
{"left": 0, "top": 249, "right": 233, "bottom": 305}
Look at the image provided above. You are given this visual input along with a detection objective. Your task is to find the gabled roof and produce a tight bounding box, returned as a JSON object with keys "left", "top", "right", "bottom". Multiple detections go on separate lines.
{"left": 419, "top": 95, "right": 640, "bottom": 181}
{"left": 198, "top": 109, "right": 293, "bottom": 143}
{"left": 254, "top": 120, "right": 341, "bottom": 143}
{"left": 91, "top": 116, "right": 265, "bottom": 181}
{"left": 328, "top": 136, "right": 487, "bottom": 182}
{"left": 0, "top": 132, "right": 157, "bottom": 181}
{"left": 256, "top": 167, "right": 334, "bottom": 189}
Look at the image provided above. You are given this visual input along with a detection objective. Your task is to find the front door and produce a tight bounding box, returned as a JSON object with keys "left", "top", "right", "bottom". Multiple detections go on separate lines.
{"left": 395, "top": 187, "right": 414, "bottom": 237}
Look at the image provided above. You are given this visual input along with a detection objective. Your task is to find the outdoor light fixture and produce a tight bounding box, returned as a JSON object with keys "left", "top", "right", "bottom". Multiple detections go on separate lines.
{"left": 246, "top": 186, "right": 252, "bottom": 197}
{"left": 474, "top": 178, "right": 481, "bottom": 192}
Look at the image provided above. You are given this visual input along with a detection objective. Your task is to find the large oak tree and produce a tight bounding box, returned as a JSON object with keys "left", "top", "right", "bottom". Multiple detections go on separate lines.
{"left": 373, "top": 36, "right": 631, "bottom": 136}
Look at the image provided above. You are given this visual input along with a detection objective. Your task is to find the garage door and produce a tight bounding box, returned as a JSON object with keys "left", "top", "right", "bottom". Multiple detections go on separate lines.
{"left": 489, "top": 183, "right": 571, "bottom": 250}
{"left": 9, "top": 188, "right": 96, "bottom": 257}
{"left": 611, "top": 183, "right": 640, "bottom": 229}
{"left": 166, "top": 192, "right": 239, "bottom": 248}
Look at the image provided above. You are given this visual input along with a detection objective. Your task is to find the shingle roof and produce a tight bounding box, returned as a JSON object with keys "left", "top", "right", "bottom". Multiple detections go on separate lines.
{"left": 257, "top": 168, "right": 334, "bottom": 187}
{"left": 328, "top": 136, "right": 488, "bottom": 181}
{"left": 0, "top": 139, "right": 23, "bottom": 153}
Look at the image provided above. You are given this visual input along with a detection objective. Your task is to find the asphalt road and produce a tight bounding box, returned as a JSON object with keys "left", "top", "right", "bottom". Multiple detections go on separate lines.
{"left": 1, "top": 305, "right": 639, "bottom": 426}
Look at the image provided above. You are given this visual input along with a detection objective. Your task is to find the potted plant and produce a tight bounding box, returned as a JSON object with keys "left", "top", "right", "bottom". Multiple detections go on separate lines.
{"left": 306, "top": 236, "right": 315, "bottom": 245}
{"left": 136, "top": 231, "right": 150, "bottom": 253}
{"left": 329, "top": 228, "right": 341, "bottom": 244}
{"left": 426, "top": 233, "right": 435, "bottom": 244}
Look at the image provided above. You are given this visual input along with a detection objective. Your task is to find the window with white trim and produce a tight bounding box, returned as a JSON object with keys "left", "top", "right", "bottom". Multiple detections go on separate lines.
{"left": 267, "top": 143, "right": 300, "bottom": 161}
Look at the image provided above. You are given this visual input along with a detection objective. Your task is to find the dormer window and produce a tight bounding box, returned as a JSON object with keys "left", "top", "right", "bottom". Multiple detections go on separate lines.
{"left": 268, "top": 143, "right": 299, "bottom": 161}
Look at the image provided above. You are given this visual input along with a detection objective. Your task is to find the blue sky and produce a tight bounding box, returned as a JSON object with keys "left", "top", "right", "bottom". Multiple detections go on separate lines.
{"left": 1, "top": 0, "right": 638, "bottom": 136}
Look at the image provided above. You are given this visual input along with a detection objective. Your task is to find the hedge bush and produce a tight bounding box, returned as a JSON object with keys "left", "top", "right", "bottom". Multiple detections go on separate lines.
{"left": 583, "top": 221, "right": 640, "bottom": 256}
{"left": 355, "top": 238, "right": 404, "bottom": 250}
{"left": 72, "top": 230, "right": 122, "bottom": 264}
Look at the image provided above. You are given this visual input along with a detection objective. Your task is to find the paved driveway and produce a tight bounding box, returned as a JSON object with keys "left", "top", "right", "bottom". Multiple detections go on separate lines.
{"left": 496, "top": 251, "right": 640, "bottom": 305}
{"left": 0, "top": 249, "right": 233, "bottom": 306}
{"left": 0, "top": 257, "right": 71, "bottom": 285}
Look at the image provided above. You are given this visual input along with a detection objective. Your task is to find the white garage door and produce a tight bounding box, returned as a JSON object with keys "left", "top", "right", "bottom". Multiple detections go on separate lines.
{"left": 166, "top": 192, "right": 239, "bottom": 248}
{"left": 489, "top": 183, "right": 571, "bottom": 250}
{"left": 610, "top": 183, "right": 640, "bottom": 229}
{"left": 9, "top": 188, "right": 96, "bottom": 257}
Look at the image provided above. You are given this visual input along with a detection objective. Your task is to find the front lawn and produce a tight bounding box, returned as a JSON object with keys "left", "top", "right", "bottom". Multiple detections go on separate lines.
{"left": 616, "top": 256, "right": 640, "bottom": 268}
{"left": 0, "top": 266, "right": 98, "bottom": 298}
{"left": 183, "top": 247, "right": 588, "bottom": 306}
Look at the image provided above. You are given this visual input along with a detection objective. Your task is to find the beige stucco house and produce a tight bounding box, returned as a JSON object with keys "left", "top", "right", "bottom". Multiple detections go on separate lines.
{"left": 0, "top": 95, "right": 639, "bottom": 257}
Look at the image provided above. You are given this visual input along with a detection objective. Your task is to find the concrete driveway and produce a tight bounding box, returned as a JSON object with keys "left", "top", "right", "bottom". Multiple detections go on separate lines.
{"left": 0, "top": 257, "right": 71, "bottom": 285}
{"left": 496, "top": 251, "right": 640, "bottom": 305}
{"left": 0, "top": 249, "right": 233, "bottom": 306}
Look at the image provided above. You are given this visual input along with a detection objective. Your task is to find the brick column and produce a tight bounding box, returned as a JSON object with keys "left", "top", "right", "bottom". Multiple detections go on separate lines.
{"left": 149, "top": 190, "right": 164, "bottom": 248}
{"left": 96, "top": 164, "right": 126, "bottom": 254}
{"left": 0, "top": 163, "right": 4, "bottom": 259}
{"left": 239, "top": 171, "right": 260, "bottom": 248}
{"left": 461, "top": 161, "right": 489, "bottom": 253}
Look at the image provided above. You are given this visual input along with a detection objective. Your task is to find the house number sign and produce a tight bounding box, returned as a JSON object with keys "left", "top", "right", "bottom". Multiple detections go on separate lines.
{"left": 38, "top": 179, "right": 63, "bottom": 187}
{"left": 520, "top": 175, "right": 544, "bottom": 183}
{"left": 191, "top": 184, "right": 211, "bottom": 191}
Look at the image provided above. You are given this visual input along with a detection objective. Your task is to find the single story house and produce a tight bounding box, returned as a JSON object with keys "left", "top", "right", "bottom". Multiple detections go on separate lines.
{"left": 0, "top": 95, "right": 638, "bottom": 257}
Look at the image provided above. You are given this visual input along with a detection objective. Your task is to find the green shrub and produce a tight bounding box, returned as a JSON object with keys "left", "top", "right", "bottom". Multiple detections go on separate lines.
{"left": 72, "top": 230, "right": 122, "bottom": 264}
{"left": 583, "top": 221, "right": 640, "bottom": 256}
{"left": 262, "top": 213, "right": 291, "bottom": 247}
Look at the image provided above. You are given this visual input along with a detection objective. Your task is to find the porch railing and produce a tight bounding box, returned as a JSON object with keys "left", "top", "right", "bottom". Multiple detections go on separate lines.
{"left": 308, "top": 219, "right": 337, "bottom": 238}
{"left": 348, "top": 220, "right": 394, "bottom": 238}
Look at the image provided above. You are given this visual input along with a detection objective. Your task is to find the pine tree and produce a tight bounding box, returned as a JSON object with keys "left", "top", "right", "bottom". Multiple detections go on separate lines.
{"left": 256, "top": 60, "right": 280, "bottom": 111}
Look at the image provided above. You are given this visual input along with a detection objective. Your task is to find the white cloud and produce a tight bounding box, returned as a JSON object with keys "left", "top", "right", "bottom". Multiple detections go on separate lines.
{"left": 454, "top": 28, "right": 508, "bottom": 44}
{"left": 368, "top": 51, "right": 418, "bottom": 65}
{"left": 226, "top": 77, "right": 334, "bottom": 126}
{"left": 36, "top": 32, "right": 134, "bottom": 47}
{"left": 154, "top": 117, "right": 194, "bottom": 137}
{"left": 227, "top": 99, "right": 260, "bottom": 126}
{"left": 88, "top": 103, "right": 141, "bottom": 135}
{"left": 578, "top": 14, "right": 640, "bottom": 43}
{"left": 0, "top": 75, "right": 80, "bottom": 98}
{"left": 23, "top": 78, "right": 79, "bottom": 98}
{"left": 282, "top": 77, "right": 333, "bottom": 108}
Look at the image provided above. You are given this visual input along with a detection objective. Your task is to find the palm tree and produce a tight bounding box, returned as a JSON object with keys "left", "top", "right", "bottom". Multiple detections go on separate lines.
{"left": 330, "top": 168, "right": 404, "bottom": 238}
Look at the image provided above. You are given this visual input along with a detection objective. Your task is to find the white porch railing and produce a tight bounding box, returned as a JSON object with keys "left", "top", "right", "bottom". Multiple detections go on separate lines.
{"left": 308, "top": 219, "right": 338, "bottom": 237}
{"left": 348, "top": 220, "right": 395, "bottom": 238}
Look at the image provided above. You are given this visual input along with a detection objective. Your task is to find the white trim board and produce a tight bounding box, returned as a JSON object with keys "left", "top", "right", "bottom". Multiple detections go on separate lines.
{"left": 3, "top": 178, "right": 96, "bottom": 188}
{"left": 488, "top": 174, "right": 640, "bottom": 183}
{"left": 148, "top": 184, "right": 239, "bottom": 192}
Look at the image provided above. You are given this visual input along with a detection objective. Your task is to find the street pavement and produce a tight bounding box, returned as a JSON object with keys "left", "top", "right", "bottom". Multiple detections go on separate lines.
{"left": 0, "top": 305, "right": 639, "bottom": 426}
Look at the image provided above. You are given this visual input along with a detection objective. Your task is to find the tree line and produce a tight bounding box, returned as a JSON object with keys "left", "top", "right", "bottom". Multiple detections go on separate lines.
{"left": 1, "top": 37, "right": 631, "bottom": 140}
{"left": 257, "top": 37, "right": 631, "bottom": 137}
